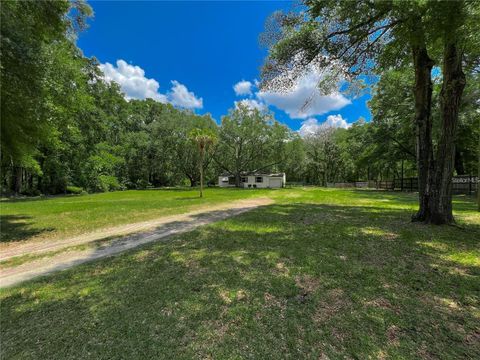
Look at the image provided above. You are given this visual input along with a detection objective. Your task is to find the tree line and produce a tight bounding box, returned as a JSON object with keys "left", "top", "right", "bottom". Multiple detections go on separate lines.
{"left": 1, "top": 1, "right": 478, "bottom": 224}
{"left": 0, "top": 1, "right": 298, "bottom": 195}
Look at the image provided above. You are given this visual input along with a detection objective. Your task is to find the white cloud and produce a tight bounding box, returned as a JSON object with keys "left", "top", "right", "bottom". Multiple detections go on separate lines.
{"left": 298, "top": 118, "right": 321, "bottom": 137}
{"left": 298, "top": 114, "right": 350, "bottom": 137}
{"left": 168, "top": 80, "right": 203, "bottom": 109}
{"left": 233, "top": 80, "right": 253, "bottom": 96}
{"left": 99, "top": 60, "right": 167, "bottom": 102}
{"left": 234, "top": 99, "right": 266, "bottom": 111}
{"left": 99, "top": 59, "right": 202, "bottom": 109}
{"left": 324, "top": 114, "right": 350, "bottom": 129}
{"left": 256, "top": 70, "right": 350, "bottom": 119}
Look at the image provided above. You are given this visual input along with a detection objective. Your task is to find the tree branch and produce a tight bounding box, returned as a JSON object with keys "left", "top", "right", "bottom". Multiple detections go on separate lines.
{"left": 326, "top": 11, "right": 388, "bottom": 39}
{"left": 384, "top": 133, "right": 416, "bottom": 159}
{"left": 253, "top": 160, "right": 283, "bottom": 173}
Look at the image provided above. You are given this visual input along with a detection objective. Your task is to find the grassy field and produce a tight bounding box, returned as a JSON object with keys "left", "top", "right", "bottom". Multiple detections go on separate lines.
{"left": 0, "top": 188, "right": 275, "bottom": 243}
{"left": 1, "top": 188, "right": 479, "bottom": 359}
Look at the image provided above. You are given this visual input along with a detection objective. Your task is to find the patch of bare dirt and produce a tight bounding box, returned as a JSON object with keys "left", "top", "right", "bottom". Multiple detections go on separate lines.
{"left": 387, "top": 325, "right": 401, "bottom": 346}
{"left": 263, "top": 292, "right": 287, "bottom": 319}
{"left": 0, "top": 198, "right": 273, "bottom": 288}
{"left": 274, "top": 261, "right": 290, "bottom": 276}
{"left": 464, "top": 329, "right": 480, "bottom": 346}
{"left": 365, "top": 297, "right": 400, "bottom": 314}
{"left": 295, "top": 274, "right": 321, "bottom": 293}
{"left": 0, "top": 197, "right": 273, "bottom": 261}
{"left": 417, "top": 342, "right": 437, "bottom": 360}
{"left": 292, "top": 274, "right": 321, "bottom": 304}
{"left": 314, "top": 288, "right": 351, "bottom": 323}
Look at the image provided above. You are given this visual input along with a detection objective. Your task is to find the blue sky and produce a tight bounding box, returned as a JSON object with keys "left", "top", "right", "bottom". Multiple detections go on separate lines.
{"left": 77, "top": 1, "right": 372, "bottom": 133}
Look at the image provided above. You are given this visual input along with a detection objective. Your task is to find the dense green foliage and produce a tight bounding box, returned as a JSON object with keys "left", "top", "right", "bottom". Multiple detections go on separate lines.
{"left": 215, "top": 105, "right": 295, "bottom": 185}
{"left": 1, "top": 1, "right": 478, "bottom": 196}
{"left": 0, "top": 1, "right": 291, "bottom": 195}
{"left": 290, "top": 65, "right": 478, "bottom": 185}
{"left": 0, "top": 0, "right": 296, "bottom": 194}
{"left": 1, "top": 188, "right": 479, "bottom": 358}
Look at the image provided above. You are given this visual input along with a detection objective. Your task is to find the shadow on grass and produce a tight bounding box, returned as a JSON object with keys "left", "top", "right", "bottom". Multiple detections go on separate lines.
{"left": 1, "top": 201, "right": 479, "bottom": 359}
{"left": 0, "top": 215, "right": 54, "bottom": 243}
{"left": 174, "top": 196, "right": 203, "bottom": 200}
{"left": 0, "top": 193, "right": 85, "bottom": 204}
{"left": 349, "top": 189, "right": 478, "bottom": 212}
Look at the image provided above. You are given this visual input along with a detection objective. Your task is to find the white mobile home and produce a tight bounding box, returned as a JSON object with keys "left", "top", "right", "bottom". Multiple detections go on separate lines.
{"left": 218, "top": 173, "right": 286, "bottom": 189}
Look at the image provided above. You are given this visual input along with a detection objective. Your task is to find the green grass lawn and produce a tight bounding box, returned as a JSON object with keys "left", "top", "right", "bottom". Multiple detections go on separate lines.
{"left": 1, "top": 188, "right": 479, "bottom": 359}
{"left": 0, "top": 188, "right": 275, "bottom": 243}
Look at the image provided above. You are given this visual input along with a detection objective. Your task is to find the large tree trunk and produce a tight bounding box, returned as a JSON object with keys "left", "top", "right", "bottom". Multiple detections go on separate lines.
{"left": 478, "top": 137, "right": 480, "bottom": 211}
{"left": 12, "top": 166, "right": 22, "bottom": 194}
{"left": 235, "top": 172, "right": 241, "bottom": 187}
{"left": 411, "top": 46, "right": 435, "bottom": 222}
{"left": 454, "top": 148, "right": 465, "bottom": 175}
{"left": 187, "top": 175, "right": 197, "bottom": 187}
{"left": 427, "top": 43, "right": 466, "bottom": 224}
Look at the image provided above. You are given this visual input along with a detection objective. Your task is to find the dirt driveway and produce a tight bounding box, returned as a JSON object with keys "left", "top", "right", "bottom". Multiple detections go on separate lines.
{"left": 0, "top": 197, "right": 273, "bottom": 288}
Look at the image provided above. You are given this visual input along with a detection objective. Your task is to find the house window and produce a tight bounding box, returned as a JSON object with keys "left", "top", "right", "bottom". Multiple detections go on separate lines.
{"left": 256, "top": 177, "right": 263, "bottom": 183}
{"left": 241, "top": 177, "right": 248, "bottom": 183}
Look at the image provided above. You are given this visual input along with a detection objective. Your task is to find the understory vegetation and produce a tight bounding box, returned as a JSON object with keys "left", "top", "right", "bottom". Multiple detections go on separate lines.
{"left": 1, "top": 188, "right": 479, "bottom": 359}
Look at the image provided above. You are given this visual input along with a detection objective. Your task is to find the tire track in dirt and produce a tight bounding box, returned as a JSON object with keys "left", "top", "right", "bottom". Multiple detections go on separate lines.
{"left": 0, "top": 198, "right": 273, "bottom": 288}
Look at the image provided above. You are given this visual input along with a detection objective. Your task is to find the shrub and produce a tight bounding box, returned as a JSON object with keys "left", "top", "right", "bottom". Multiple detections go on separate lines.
{"left": 98, "top": 175, "right": 121, "bottom": 192}
{"left": 135, "top": 179, "right": 151, "bottom": 190}
{"left": 22, "top": 188, "right": 41, "bottom": 196}
{"left": 66, "top": 186, "right": 85, "bottom": 195}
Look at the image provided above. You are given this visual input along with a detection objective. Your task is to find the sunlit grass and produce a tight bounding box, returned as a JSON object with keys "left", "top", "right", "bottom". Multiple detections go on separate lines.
{"left": 1, "top": 188, "right": 276, "bottom": 243}
{"left": 1, "top": 188, "right": 479, "bottom": 359}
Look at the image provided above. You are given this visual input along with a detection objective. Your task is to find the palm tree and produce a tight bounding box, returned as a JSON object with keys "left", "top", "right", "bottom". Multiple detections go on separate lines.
{"left": 189, "top": 129, "right": 217, "bottom": 198}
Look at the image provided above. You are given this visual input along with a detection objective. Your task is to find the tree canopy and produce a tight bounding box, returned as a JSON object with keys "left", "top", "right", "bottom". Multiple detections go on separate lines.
{"left": 261, "top": 0, "right": 479, "bottom": 224}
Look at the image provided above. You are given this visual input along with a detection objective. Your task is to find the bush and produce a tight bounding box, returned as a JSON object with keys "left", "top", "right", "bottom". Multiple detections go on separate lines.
{"left": 135, "top": 179, "right": 151, "bottom": 190}
{"left": 22, "top": 188, "right": 41, "bottom": 196}
{"left": 98, "top": 175, "right": 121, "bottom": 192}
{"left": 66, "top": 186, "right": 85, "bottom": 195}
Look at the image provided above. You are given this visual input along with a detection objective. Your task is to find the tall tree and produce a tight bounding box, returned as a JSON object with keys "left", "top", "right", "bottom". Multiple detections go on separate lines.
{"left": 189, "top": 129, "right": 217, "bottom": 198}
{"left": 0, "top": 0, "right": 92, "bottom": 193}
{"left": 174, "top": 113, "right": 217, "bottom": 187}
{"left": 425, "top": 0, "right": 478, "bottom": 223}
{"left": 304, "top": 126, "right": 342, "bottom": 185}
{"left": 261, "top": 0, "right": 479, "bottom": 224}
{"left": 215, "top": 105, "right": 290, "bottom": 186}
